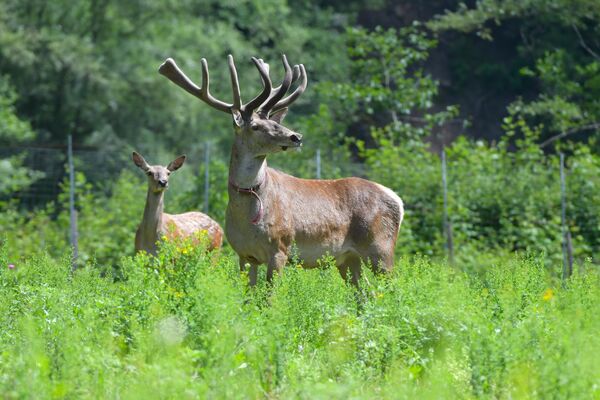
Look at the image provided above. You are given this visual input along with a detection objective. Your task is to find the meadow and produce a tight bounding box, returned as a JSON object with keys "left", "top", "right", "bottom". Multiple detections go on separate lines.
{"left": 1, "top": 237, "right": 598, "bottom": 399}
{"left": 2, "top": 1, "right": 600, "bottom": 398}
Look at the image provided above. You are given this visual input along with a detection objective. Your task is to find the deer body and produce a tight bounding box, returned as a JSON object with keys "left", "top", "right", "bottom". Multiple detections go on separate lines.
{"left": 159, "top": 53, "right": 403, "bottom": 285}
{"left": 226, "top": 140, "right": 402, "bottom": 284}
{"left": 227, "top": 168, "right": 403, "bottom": 262}
{"left": 133, "top": 152, "right": 223, "bottom": 255}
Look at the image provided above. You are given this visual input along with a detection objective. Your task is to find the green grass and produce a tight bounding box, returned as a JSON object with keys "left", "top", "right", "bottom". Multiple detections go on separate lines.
{"left": 0, "top": 240, "right": 599, "bottom": 399}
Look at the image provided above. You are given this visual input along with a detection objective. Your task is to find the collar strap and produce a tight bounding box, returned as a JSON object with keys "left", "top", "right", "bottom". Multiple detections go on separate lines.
{"left": 228, "top": 176, "right": 265, "bottom": 225}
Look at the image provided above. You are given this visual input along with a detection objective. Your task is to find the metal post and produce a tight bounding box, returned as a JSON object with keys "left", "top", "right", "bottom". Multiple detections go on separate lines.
{"left": 560, "top": 153, "right": 572, "bottom": 280}
{"left": 441, "top": 149, "right": 454, "bottom": 263}
{"left": 68, "top": 135, "right": 79, "bottom": 271}
{"left": 316, "top": 148, "right": 321, "bottom": 179}
{"left": 204, "top": 142, "right": 210, "bottom": 214}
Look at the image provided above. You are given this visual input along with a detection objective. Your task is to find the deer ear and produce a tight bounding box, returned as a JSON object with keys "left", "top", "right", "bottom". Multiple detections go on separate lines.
{"left": 232, "top": 109, "right": 244, "bottom": 127}
{"left": 132, "top": 151, "right": 150, "bottom": 171}
{"left": 269, "top": 108, "right": 288, "bottom": 124}
{"left": 167, "top": 155, "right": 186, "bottom": 172}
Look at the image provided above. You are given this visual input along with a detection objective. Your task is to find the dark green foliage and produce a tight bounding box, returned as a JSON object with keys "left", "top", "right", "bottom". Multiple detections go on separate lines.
{"left": 0, "top": 77, "right": 41, "bottom": 195}
{"left": 331, "top": 27, "right": 599, "bottom": 266}
{"left": 430, "top": 0, "right": 600, "bottom": 150}
{"left": 0, "top": 0, "right": 349, "bottom": 148}
{"left": 364, "top": 116, "right": 600, "bottom": 266}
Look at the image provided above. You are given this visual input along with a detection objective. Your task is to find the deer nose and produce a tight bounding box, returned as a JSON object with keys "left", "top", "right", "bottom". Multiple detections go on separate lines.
{"left": 158, "top": 179, "right": 168, "bottom": 187}
{"left": 290, "top": 134, "right": 302, "bottom": 144}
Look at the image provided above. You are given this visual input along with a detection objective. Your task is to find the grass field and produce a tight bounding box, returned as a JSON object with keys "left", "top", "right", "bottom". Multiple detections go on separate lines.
{"left": 1, "top": 239, "right": 599, "bottom": 399}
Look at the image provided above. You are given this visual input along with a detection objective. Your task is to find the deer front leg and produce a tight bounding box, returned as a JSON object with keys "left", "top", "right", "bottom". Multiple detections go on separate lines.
{"left": 239, "top": 258, "right": 258, "bottom": 287}
{"left": 266, "top": 251, "right": 287, "bottom": 283}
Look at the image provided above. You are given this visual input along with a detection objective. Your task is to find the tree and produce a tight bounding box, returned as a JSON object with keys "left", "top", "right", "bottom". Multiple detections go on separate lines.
{"left": 0, "top": 77, "right": 40, "bottom": 195}
{"left": 429, "top": 0, "right": 600, "bottom": 152}
{"left": 323, "top": 26, "right": 458, "bottom": 255}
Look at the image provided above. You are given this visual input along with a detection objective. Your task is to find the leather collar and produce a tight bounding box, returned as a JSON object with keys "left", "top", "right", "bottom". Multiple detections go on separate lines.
{"left": 228, "top": 175, "right": 266, "bottom": 224}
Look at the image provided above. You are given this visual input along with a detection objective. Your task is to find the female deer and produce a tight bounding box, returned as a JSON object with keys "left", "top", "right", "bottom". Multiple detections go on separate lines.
{"left": 132, "top": 151, "right": 223, "bottom": 255}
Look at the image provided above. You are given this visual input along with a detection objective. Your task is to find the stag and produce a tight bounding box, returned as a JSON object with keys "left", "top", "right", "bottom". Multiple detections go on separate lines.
{"left": 159, "top": 54, "right": 403, "bottom": 285}
{"left": 132, "top": 151, "right": 223, "bottom": 255}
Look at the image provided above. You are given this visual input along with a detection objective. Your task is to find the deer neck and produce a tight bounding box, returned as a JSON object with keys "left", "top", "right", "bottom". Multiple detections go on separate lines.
{"left": 141, "top": 188, "right": 165, "bottom": 236}
{"left": 229, "top": 139, "right": 268, "bottom": 189}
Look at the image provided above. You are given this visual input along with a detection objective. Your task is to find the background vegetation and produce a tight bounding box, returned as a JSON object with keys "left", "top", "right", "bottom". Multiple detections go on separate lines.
{"left": 1, "top": 2, "right": 600, "bottom": 397}
{"left": 1, "top": 240, "right": 599, "bottom": 398}
{"left": 2, "top": 0, "right": 599, "bottom": 268}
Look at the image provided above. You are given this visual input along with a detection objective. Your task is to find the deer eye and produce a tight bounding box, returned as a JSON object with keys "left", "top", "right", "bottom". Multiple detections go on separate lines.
{"left": 251, "top": 124, "right": 259, "bottom": 131}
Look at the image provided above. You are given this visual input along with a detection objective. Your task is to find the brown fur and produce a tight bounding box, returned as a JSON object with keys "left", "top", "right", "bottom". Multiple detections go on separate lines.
{"left": 227, "top": 164, "right": 403, "bottom": 285}
{"left": 135, "top": 211, "right": 223, "bottom": 255}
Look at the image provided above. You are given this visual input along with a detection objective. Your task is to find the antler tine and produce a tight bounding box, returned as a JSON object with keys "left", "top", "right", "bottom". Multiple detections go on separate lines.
{"left": 272, "top": 64, "right": 308, "bottom": 113}
{"left": 158, "top": 58, "right": 232, "bottom": 113}
{"left": 242, "top": 57, "right": 272, "bottom": 114}
{"left": 267, "top": 64, "right": 300, "bottom": 97}
{"left": 200, "top": 58, "right": 234, "bottom": 112}
{"left": 262, "top": 59, "right": 270, "bottom": 76}
{"left": 227, "top": 55, "right": 242, "bottom": 111}
{"left": 255, "top": 59, "right": 271, "bottom": 90}
{"left": 257, "top": 54, "right": 293, "bottom": 116}
{"left": 292, "top": 64, "right": 301, "bottom": 83}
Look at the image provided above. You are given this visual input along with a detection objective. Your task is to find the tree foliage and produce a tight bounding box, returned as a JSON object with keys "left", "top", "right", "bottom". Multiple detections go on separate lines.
{"left": 0, "top": 1, "right": 599, "bottom": 267}
{"left": 430, "top": 0, "right": 600, "bottom": 150}
{"left": 0, "top": 76, "right": 41, "bottom": 194}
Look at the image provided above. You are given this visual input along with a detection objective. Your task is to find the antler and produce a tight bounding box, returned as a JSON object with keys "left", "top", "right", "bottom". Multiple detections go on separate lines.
{"left": 257, "top": 55, "right": 293, "bottom": 117}
{"left": 255, "top": 62, "right": 308, "bottom": 116}
{"left": 158, "top": 54, "right": 307, "bottom": 118}
{"left": 272, "top": 64, "right": 307, "bottom": 113}
{"left": 158, "top": 57, "right": 233, "bottom": 113}
{"left": 242, "top": 57, "right": 272, "bottom": 114}
{"left": 227, "top": 55, "right": 242, "bottom": 111}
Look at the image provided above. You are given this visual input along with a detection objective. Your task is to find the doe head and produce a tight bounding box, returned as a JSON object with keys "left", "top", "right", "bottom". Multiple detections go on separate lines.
{"left": 132, "top": 151, "right": 186, "bottom": 193}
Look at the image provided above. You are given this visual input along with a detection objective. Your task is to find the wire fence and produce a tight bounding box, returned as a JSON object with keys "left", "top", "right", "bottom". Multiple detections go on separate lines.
{"left": 1, "top": 138, "right": 580, "bottom": 278}
{"left": 1, "top": 146, "right": 65, "bottom": 208}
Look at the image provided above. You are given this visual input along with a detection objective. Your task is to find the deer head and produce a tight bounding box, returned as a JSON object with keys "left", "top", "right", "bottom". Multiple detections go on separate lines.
{"left": 158, "top": 54, "right": 307, "bottom": 156}
{"left": 132, "top": 151, "right": 186, "bottom": 193}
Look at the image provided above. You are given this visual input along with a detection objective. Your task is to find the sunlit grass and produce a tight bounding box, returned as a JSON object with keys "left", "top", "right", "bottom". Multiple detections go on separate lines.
{"left": 0, "top": 239, "right": 599, "bottom": 399}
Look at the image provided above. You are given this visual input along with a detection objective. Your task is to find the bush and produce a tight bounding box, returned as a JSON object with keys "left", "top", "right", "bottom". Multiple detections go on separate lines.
{"left": 1, "top": 241, "right": 599, "bottom": 398}
{"left": 363, "top": 118, "right": 600, "bottom": 269}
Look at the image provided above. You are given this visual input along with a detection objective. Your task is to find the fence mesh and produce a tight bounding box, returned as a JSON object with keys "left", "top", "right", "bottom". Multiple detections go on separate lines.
{"left": 1, "top": 142, "right": 594, "bottom": 274}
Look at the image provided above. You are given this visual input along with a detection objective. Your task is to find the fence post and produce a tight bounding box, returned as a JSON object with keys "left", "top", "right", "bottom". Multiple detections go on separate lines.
{"left": 68, "top": 135, "right": 79, "bottom": 272}
{"left": 441, "top": 149, "right": 454, "bottom": 264}
{"left": 204, "top": 142, "right": 210, "bottom": 214}
{"left": 560, "top": 153, "right": 573, "bottom": 281}
{"left": 316, "top": 148, "right": 321, "bottom": 179}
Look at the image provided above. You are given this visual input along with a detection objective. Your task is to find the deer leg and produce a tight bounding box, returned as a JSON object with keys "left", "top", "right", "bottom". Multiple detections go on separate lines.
{"left": 337, "top": 264, "right": 349, "bottom": 283}
{"left": 366, "top": 240, "right": 395, "bottom": 275}
{"left": 266, "top": 251, "right": 287, "bottom": 283}
{"left": 344, "top": 256, "right": 362, "bottom": 287}
{"left": 239, "top": 258, "right": 259, "bottom": 287}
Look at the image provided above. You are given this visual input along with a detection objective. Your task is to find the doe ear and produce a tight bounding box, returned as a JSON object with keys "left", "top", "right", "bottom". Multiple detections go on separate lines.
{"left": 269, "top": 108, "right": 288, "bottom": 124}
{"left": 167, "top": 155, "right": 186, "bottom": 172}
{"left": 132, "top": 151, "right": 150, "bottom": 171}
{"left": 232, "top": 109, "right": 244, "bottom": 128}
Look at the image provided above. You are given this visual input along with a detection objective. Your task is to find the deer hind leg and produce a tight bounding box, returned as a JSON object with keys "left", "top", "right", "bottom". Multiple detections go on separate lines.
{"left": 337, "top": 264, "right": 349, "bottom": 283}
{"left": 240, "top": 258, "right": 259, "bottom": 287}
{"left": 338, "top": 255, "right": 362, "bottom": 287}
{"left": 369, "top": 254, "right": 394, "bottom": 275}
{"left": 365, "top": 240, "right": 395, "bottom": 275}
{"left": 267, "top": 251, "right": 287, "bottom": 283}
